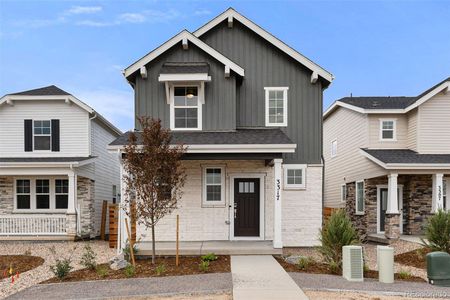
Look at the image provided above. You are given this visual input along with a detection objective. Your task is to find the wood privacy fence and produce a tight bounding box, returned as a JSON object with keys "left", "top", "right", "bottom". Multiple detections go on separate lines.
{"left": 108, "top": 203, "right": 136, "bottom": 249}
{"left": 323, "top": 207, "right": 339, "bottom": 221}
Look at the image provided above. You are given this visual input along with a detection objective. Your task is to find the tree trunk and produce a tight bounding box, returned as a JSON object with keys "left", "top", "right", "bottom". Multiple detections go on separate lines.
{"left": 151, "top": 224, "right": 156, "bottom": 264}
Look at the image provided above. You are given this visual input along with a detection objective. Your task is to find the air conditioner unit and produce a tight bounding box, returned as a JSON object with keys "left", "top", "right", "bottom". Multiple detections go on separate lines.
{"left": 342, "top": 245, "right": 364, "bottom": 282}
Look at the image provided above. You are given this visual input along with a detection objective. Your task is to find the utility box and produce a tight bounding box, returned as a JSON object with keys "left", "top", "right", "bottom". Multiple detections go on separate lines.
{"left": 342, "top": 245, "right": 364, "bottom": 282}
{"left": 377, "top": 246, "right": 394, "bottom": 283}
{"left": 427, "top": 252, "right": 450, "bottom": 287}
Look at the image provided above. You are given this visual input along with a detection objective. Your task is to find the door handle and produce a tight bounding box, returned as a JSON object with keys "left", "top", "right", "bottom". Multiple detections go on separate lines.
{"left": 234, "top": 209, "right": 237, "bottom": 219}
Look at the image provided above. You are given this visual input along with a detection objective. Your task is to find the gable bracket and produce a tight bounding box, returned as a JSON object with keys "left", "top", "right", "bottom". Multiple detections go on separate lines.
{"left": 182, "top": 38, "right": 188, "bottom": 50}
{"left": 228, "top": 16, "right": 233, "bottom": 28}
{"left": 225, "top": 65, "right": 230, "bottom": 77}
{"left": 311, "top": 71, "right": 318, "bottom": 84}
{"left": 6, "top": 99, "right": 14, "bottom": 106}
{"left": 140, "top": 66, "right": 148, "bottom": 79}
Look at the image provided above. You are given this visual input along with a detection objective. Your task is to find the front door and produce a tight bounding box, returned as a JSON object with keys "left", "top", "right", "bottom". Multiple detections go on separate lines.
{"left": 379, "top": 187, "right": 403, "bottom": 233}
{"left": 234, "top": 178, "right": 260, "bottom": 237}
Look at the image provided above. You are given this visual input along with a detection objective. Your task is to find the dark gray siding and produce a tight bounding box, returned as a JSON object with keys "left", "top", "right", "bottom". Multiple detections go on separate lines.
{"left": 200, "top": 20, "right": 323, "bottom": 164}
{"left": 135, "top": 43, "right": 236, "bottom": 131}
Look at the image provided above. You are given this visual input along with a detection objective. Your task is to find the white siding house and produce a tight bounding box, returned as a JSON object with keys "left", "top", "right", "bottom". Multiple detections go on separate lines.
{"left": 0, "top": 85, "right": 122, "bottom": 239}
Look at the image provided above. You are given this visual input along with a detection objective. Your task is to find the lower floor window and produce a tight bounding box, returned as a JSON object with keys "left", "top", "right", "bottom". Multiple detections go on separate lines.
{"left": 356, "top": 180, "right": 365, "bottom": 214}
{"left": 202, "top": 166, "right": 225, "bottom": 206}
{"left": 15, "top": 178, "right": 69, "bottom": 211}
{"left": 283, "top": 164, "right": 306, "bottom": 189}
{"left": 341, "top": 184, "right": 347, "bottom": 202}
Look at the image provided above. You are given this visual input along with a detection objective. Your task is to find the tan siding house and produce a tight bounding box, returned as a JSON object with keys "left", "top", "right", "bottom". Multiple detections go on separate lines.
{"left": 324, "top": 77, "right": 450, "bottom": 240}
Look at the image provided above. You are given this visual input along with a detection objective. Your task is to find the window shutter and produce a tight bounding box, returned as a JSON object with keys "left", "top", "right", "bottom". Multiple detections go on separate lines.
{"left": 24, "top": 119, "right": 33, "bottom": 152}
{"left": 51, "top": 119, "right": 60, "bottom": 152}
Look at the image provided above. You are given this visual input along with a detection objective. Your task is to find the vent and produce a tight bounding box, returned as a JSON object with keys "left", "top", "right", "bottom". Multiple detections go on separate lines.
{"left": 342, "top": 245, "right": 364, "bottom": 282}
{"left": 372, "top": 101, "right": 380, "bottom": 107}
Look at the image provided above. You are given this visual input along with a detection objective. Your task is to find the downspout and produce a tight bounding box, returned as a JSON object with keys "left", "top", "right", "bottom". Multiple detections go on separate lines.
{"left": 321, "top": 154, "right": 325, "bottom": 226}
{"left": 89, "top": 112, "right": 97, "bottom": 156}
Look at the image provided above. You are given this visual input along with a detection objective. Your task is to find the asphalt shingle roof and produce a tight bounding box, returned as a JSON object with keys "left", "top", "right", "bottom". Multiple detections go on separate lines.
{"left": 9, "top": 85, "right": 71, "bottom": 96}
{"left": 110, "top": 129, "right": 293, "bottom": 146}
{"left": 339, "top": 97, "right": 417, "bottom": 109}
{"left": 362, "top": 149, "right": 450, "bottom": 164}
{"left": 160, "top": 62, "right": 210, "bottom": 74}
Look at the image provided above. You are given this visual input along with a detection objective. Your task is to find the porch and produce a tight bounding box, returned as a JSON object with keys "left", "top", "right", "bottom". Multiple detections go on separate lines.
{"left": 136, "top": 240, "right": 282, "bottom": 255}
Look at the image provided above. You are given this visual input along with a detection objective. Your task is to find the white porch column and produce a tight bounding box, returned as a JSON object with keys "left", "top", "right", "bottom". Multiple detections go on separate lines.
{"left": 432, "top": 173, "right": 444, "bottom": 213}
{"left": 273, "top": 158, "right": 283, "bottom": 249}
{"left": 67, "top": 171, "right": 77, "bottom": 214}
{"left": 386, "top": 173, "right": 399, "bottom": 214}
{"left": 118, "top": 158, "right": 129, "bottom": 252}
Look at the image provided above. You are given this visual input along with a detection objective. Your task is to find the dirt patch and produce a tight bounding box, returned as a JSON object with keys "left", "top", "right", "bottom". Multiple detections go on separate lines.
{"left": 395, "top": 248, "right": 430, "bottom": 270}
{"left": 42, "top": 255, "right": 230, "bottom": 283}
{"left": 275, "top": 256, "right": 425, "bottom": 282}
{"left": 0, "top": 255, "right": 45, "bottom": 279}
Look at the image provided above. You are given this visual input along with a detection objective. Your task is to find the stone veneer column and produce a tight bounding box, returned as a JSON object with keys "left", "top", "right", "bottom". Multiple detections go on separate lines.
{"left": 77, "top": 176, "right": 95, "bottom": 238}
{"left": 385, "top": 213, "right": 401, "bottom": 239}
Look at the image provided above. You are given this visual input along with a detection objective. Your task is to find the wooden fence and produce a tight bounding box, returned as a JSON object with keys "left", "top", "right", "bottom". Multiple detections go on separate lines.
{"left": 108, "top": 203, "right": 136, "bottom": 249}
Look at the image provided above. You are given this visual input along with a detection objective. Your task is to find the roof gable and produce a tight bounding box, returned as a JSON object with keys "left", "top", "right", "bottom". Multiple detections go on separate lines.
{"left": 9, "top": 85, "right": 71, "bottom": 96}
{"left": 193, "top": 8, "right": 333, "bottom": 84}
{"left": 123, "top": 30, "right": 244, "bottom": 79}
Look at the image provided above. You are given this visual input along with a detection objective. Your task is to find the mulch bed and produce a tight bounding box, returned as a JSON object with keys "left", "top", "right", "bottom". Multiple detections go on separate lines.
{"left": 0, "top": 255, "right": 45, "bottom": 279}
{"left": 395, "top": 247, "right": 430, "bottom": 269}
{"left": 42, "top": 255, "right": 230, "bottom": 283}
{"left": 275, "top": 256, "right": 425, "bottom": 282}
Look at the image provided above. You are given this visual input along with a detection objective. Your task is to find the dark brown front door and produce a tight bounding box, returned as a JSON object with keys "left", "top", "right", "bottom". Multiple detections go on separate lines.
{"left": 234, "top": 178, "right": 260, "bottom": 237}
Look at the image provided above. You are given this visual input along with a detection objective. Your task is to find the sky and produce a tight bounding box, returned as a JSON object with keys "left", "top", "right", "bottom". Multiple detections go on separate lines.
{"left": 1, "top": 0, "right": 449, "bottom": 132}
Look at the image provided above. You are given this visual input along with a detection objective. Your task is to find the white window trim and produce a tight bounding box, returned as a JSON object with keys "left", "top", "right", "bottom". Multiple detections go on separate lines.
{"left": 14, "top": 177, "right": 69, "bottom": 213}
{"left": 331, "top": 139, "right": 338, "bottom": 158}
{"left": 202, "top": 165, "right": 226, "bottom": 207}
{"left": 379, "top": 118, "right": 397, "bottom": 141}
{"left": 169, "top": 84, "right": 203, "bottom": 131}
{"left": 283, "top": 164, "right": 306, "bottom": 190}
{"left": 33, "top": 119, "right": 52, "bottom": 152}
{"left": 355, "top": 180, "right": 365, "bottom": 215}
{"left": 340, "top": 184, "right": 346, "bottom": 202}
{"left": 265, "top": 87, "right": 288, "bottom": 127}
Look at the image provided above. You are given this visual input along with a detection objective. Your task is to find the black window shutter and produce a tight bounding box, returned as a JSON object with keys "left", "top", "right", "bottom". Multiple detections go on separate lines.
{"left": 51, "top": 119, "right": 60, "bottom": 152}
{"left": 24, "top": 119, "right": 33, "bottom": 152}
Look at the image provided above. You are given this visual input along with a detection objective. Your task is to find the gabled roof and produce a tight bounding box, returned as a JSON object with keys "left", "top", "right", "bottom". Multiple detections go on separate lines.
{"left": 360, "top": 148, "right": 450, "bottom": 169}
{"left": 193, "top": 7, "right": 334, "bottom": 84}
{"left": 324, "top": 76, "right": 450, "bottom": 119}
{"left": 123, "top": 30, "right": 244, "bottom": 79}
{"left": 0, "top": 85, "right": 122, "bottom": 136}
{"left": 9, "top": 85, "right": 71, "bottom": 96}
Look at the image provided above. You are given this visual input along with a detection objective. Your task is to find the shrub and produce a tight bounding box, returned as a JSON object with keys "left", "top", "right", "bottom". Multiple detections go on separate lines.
{"left": 397, "top": 270, "right": 412, "bottom": 280}
{"left": 124, "top": 264, "right": 135, "bottom": 277}
{"left": 318, "top": 209, "right": 359, "bottom": 270}
{"left": 296, "top": 257, "right": 310, "bottom": 271}
{"left": 96, "top": 265, "right": 109, "bottom": 278}
{"left": 198, "top": 260, "right": 210, "bottom": 272}
{"left": 201, "top": 253, "right": 218, "bottom": 262}
{"left": 50, "top": 259, "right": 72, "bottom": 281}
{"left": 155, "top": 263, "right": 166, "bottom": 276}
{"left": 122, "top": 240, "right": 139, "bottom": 262}
{"left": 422, "top": 209, "right": 450, "bottom": 253}
{"left": 80, "top": 243, "right": 97, "bottom": 270}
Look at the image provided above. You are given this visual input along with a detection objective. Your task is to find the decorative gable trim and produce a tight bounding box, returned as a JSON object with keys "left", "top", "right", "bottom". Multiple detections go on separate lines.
{"left": 193, "top": 8, "right": 333, "bottom": 83}
{"left": 123, "top": 30, "right": 245, "bottom": 78}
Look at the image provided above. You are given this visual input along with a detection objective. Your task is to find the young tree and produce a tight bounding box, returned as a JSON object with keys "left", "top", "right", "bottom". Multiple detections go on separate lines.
{"left": 122, "top": 117, "right": 186, "bottom": 264}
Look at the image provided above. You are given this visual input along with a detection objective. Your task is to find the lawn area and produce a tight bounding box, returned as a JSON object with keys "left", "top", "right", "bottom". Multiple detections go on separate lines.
{"left": 42, "top": 255, "right": 230, "bottom": 283}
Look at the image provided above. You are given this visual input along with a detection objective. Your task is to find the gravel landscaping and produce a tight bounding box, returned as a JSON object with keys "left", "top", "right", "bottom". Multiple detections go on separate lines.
{"left": 0, "top": 240, "right": 115, "bottom": 299}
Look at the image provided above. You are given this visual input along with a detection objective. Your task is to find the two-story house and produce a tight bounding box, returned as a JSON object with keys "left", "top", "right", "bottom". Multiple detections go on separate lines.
{"left": 323, "top": 77, "right": 450, "bottom": 240}
{"left": 109, "top": 8, "right": 333, "bottom": 250}
{"left": 0, "top": 85, "right": 122, "bottom": 240}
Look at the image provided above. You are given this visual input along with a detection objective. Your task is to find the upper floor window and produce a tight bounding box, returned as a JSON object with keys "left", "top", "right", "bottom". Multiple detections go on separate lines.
{"left": 331, "top": 139, "right": 338, "bottom": 157}
{"left": 284, "top": 164, "right": 306, "bottom": 189}
{"left": 380, "top": 119, "right": 396, "bottom": 141}
{"left": 170, "top": 86, "right": 202, "bottom": 130}
{"left": 265, "top": 87, "right": 288, "bottom": 127}
{"left": 34, "top": 120, "right": 51, "bottom": 150}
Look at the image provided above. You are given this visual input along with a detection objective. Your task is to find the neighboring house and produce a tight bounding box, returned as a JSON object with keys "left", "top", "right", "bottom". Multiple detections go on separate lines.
{"left": 109, "top": 8, "right": 333, "bottom": 249}
{"left": 0, "top": 85, "right": 122, "bottom": 240}
{"left": 323, "top": 77, "right": 450, "bottom": 240}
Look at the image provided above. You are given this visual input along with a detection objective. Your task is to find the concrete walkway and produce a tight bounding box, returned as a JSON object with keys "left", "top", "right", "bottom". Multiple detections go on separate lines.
{"left": 231, "top": 255, "right": 308, "bottom": 300}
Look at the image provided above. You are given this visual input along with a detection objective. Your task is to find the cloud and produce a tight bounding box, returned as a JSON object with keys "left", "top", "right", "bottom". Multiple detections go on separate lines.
{"left": 78, "top": 9, "right": 181, "bottom": 27}
{"left": 75, "top": 20, "right": 113, "bottom": 27}
{"left": 194, "top": 9, "right": 211, "bottom": 16}
{"left": 118, "top": 13, "right": 147, "bottom": 24}
{"left": 12, "top": 16, "right": 66, "bottom": 29}
{"left": 65, "top": 6, "right": 102, "bottom": 15}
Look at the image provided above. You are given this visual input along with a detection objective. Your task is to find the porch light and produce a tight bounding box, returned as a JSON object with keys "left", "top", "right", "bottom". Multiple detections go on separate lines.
{"left": 186, "top": 88, "right": 196, "bottom": 98}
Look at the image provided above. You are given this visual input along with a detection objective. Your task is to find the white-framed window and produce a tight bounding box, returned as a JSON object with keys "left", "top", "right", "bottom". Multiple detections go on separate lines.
{"left": 331, "top": 139, "right": 338, "bottom": 157}
{"left": 14, "top": 178, "right": 69, "bottom": 212}
{"left": 170, "top": 86, "right": 202, "bottom": 130}
{"left": 355, "top": 180, "right": 365, "bottom": 215}
{"left": 284, "top": 164, "right": 306, "bottom": 189}
{"left": 341, "top": 184, "right": 346, "bottom": 202}
{"left": 202, "top": 166, "right": 225, "bottom": 206}
{"left": 265, "top": 87, "right": 288, "bottom": 127}
{"left": 112, "top": 185, "right": 117, "bottom": 204}
{"left": 33, "top": 120, "right": 51, "bottom": 150}
{"left": 379, "top": 119, "right": 396, "bottom": 141}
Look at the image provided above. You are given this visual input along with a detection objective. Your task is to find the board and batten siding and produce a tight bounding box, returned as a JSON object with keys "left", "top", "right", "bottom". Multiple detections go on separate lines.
{"left": 135, "top": 43, "right": 236, "bottom": 131}
{"left": 417, "top": 91, "right": 450, "bottom": 154}
{"left": 323, "top": 107, "right": 386, "bottom": 208}
{"left": 407, "top": 109, "right": 418, "bottom": 151}
{"left": 367, "top": 114, "right": 409, "bottom": 149}
{"left": 199, "top": 20, "right": 323, "bottom": 164}
{"left": 0, "top": 101, "right": 89, "bottom": 157}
